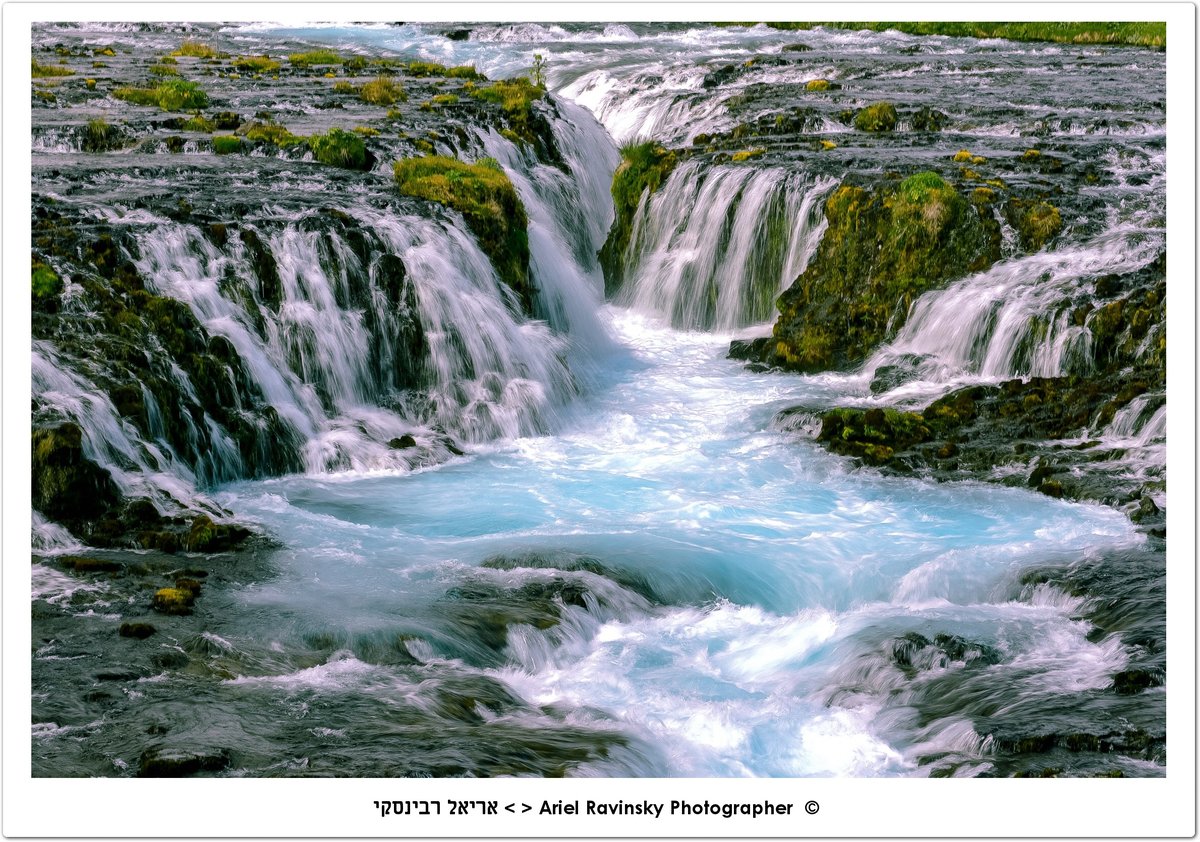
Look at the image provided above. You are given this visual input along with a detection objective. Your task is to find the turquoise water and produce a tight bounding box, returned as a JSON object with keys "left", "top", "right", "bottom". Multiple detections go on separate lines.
{"left": 218, "top": 309, "right": 1140, "bottom": 776}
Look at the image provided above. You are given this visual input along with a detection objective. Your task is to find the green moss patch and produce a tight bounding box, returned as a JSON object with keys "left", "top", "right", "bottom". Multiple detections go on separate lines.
{"left": 468, "top": 78, "right": 546, "bottom": 144}
{"left": 1004, "top": 198, "right": 1063, "bottom": 251}
{"left": 211, "top": 135, "right": 242, "bottom": 154}
{"left": 393, "top": 155, "right": 532, "bottom": 312}
{"left": 32, "top": 261, "right": 63, "bottom": 302}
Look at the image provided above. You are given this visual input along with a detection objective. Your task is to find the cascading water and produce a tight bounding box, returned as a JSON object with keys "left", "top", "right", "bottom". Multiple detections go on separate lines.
{"left": 30, "top": 20, "right": 1166, "bottom": 783}
{"left": 617, "top": 161, "right": 836, "bottom": 329}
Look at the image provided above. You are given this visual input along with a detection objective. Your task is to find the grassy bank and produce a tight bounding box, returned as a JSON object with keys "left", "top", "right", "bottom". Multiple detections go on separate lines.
{"left": 725, "top": 22, "right": 1165, "bottom": 48}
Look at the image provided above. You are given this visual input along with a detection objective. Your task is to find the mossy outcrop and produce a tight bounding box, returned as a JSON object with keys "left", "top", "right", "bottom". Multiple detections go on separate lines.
{"left": 597, "top": 142, "right": 678, "bottom": 296}
{"left": 853, "top": 102, "right": 898, "bottom": 132}
{"left": 32, "top": 422, "right": 119, "bottom": 521}
{"left": 393, "top": 155, "right": 533, "bottom": 313}
{"left": 762, "top": 172, "right": 1000, "bottom": 373}
{"left": 1004, "top": 197, "right": 1063, "bottom": 251}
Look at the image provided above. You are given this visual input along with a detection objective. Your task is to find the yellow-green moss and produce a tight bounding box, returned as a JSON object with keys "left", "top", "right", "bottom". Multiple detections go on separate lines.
{"left": 151, "top": 587, "right": 195, "bottom": 615}
{"left": 731, "top": 147, "right": 766, "bottom": 162}
{"left": 1004, "top": 199, "right": 1063, "bottom": 251}
{"left": 769, "top": 172, "right": 1000, "bottom": 372}
{"left": 853, "top": 102, "right": 897, "bottom": 132}
{"left": 468, "top": 78, "right": 546, "bottom": 144}
{"left": 806, "top": 78, "right": 831, "bottom": 91}
{"left": 31, "top": 60, "right": 73, "bottom": 78}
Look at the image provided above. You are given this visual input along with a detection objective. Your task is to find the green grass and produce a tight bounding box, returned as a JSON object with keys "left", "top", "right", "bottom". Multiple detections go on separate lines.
{"left": 289, "top": 49, "right": 342, "bottom": 67}
{"left": 113, "top": 79, "right": 208, "bottom": 111}
{"left": 172, "top": 40, "right": 220, "bottom": 58}
{"left": 233, "top": 55, "right": 281, "bottom": 73}
{"left": 241, "top": 122, "right": 304, "bottom": 147}
{"left": 212, "top": 135, "right": 242, "bottom": 154}
{"left": 31, "top": 60, "right": 73, "bottom": 78}
{"left": 359, "top": 76, "right": 406, "bottom": 105}
{"left": 309, "top": 127, "right": 368, "bottom": 169}
{"left": 726, "top": 21, "right": 1165, "bottom": 48}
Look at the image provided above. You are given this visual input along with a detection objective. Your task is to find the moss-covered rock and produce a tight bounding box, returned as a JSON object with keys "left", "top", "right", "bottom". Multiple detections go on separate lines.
{"left": 468, "top": 77, "right": 548, "bottom": 146}
{"left": 151, "top": 586, "right": 195, "bottom": 615}
{"left": 597, "top": 142, "right": 678, "bottom": 296}
{"left": 817, "top": 407, "right": 934, "bottom": 465}
{"left": 393, "top": 155, "right": 533, "bottom": 312}
{"left": 765, "top": 172, "right": 1000, "bottom": 372}
{"left": 32, "top": 422, "right": 118, "bottom": 520}
{"left": 853, "top": 102, "right": 897, "bottom": 132}
{"left": 1004, "top": 198, "right": 1063, "bottom": 251}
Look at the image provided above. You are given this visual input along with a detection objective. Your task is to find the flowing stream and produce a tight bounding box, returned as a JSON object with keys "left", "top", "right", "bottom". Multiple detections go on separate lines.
{"left": 31, "top": 22, "right": 1166, "bottom": 778}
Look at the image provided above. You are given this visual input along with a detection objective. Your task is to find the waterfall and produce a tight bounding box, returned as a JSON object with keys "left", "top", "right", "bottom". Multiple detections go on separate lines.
{"left": 130, "top": 209, "right": 577, "bottom": 474}
{"left": 477, "top": 97, "right": 621, "bottom": 374}
{"left": 32, "top": 341, "right": 214, "bottom": 511}
{"left": 864, "top": 225, "right": 1163, "bottom": 385}
{"left": 616, "top": 160, "right": 836, "bottom": 331}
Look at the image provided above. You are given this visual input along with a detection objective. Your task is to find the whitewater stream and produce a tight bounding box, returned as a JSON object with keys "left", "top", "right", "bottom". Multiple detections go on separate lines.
{"left": 31, "top": 22, "right": 1166, "bottom": 778}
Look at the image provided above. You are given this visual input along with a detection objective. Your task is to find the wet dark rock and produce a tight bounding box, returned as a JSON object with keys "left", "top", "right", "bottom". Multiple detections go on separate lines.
{"left": 64, "top": 556, "right": 121, "bottom": 574}
{"left": 388, "top": 434, "right": 417, "bottom": 449}
{"left": 118, "top": 622, "right": 157, "bottom": 639}
{"left": 869, "top": 354, "right": 927, "bottom": 394}
{"left": 32, "top": 422, "right": 119, "bottom": 521}
{"left": 481, "top": 549, "right": 661, "bottom": 602}
{"left": 137, "top": 748, "right": 231, "bottom": 777}
{"left": 909, "top": 106, "right": 949, "bottom": 132}
{"left": 1111, "top": 669, "right": 1162, "bottom": 694}
{"left": 443, "top": 28, "right": 472, "bottom": 41}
